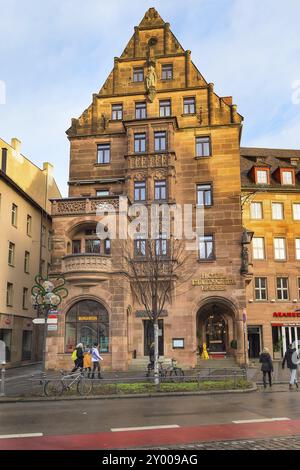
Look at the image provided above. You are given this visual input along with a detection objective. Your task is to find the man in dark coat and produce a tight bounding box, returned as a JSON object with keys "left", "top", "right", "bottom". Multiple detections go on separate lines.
{"left": 146, "top": 342, "right": 155, "bottom": 377}
{"left": 282, "top": 343, "right": 299, "bottom": 390}
{"left": 259, "top": 347, "right": 273, "bottom": 388}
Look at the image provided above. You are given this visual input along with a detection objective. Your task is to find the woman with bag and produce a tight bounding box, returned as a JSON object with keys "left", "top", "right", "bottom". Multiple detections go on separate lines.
{"left": 71, "top": 343, "right": 84, "bottom": 373}
{"left": 259, "top": 347, "right": 273, "bottom": 389}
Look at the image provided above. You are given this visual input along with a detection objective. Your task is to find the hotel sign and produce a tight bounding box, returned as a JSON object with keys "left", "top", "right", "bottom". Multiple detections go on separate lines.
{"left": 273, "top": 312, "right": 300, "bottom": 318}
{"left": 192, "top": 274, "right": 236, "bottom": 291}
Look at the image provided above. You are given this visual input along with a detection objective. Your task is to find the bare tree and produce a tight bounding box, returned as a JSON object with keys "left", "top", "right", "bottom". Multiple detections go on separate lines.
{"left": 123, "top": 237, "right": 191, "bottom": 384}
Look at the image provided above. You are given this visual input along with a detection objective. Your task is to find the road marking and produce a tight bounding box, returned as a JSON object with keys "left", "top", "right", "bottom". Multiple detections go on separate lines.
{"left": 233, "top": 418, "right": 290, "bottom": 424}
{"left": 111, "top": 425, "right": 180, "bottom": 432}
{"left": 0, "top": 433, "right": 44, "bottom": 439}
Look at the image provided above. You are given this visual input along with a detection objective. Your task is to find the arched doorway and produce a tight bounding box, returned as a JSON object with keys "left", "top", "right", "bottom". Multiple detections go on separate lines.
{"left": 197, "top": 299, "right": 236, "bottom": 357}
{"left": 65, "top": 300, "right": 109, "bottom": 353}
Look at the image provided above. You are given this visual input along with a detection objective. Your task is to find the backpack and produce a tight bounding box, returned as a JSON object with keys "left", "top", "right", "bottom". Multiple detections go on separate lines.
{"left": 71, "top": 349, "right": 77, "bottom": 361}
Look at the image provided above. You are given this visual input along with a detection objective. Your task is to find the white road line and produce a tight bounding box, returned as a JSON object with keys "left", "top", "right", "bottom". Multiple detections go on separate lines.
{"left": 233, "top": 418, "right": 290, "bottom": 424}
{"left": 0, "top": 433, "right": 44, "bottom": 439}
{"left": 111, "top": 425, "right": 180, "bottom": 432}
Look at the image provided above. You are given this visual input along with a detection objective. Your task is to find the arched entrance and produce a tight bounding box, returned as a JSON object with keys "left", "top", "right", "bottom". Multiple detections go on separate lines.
{"left": 65, "top": 300, "right": 109, "bottom": 353}
{"left": 196, "top": 299, "right": 236, "bottom": 358}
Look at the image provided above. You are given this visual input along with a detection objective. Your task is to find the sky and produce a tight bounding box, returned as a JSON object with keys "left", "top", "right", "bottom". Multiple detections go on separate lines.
{"left": 0, "top": 0, "right": 299, "bottom": 196}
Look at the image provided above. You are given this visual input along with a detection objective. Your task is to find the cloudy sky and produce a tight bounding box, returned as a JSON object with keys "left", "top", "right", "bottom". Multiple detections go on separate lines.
{"left": 0, "top": 0, "right": 299, "bottom": 196}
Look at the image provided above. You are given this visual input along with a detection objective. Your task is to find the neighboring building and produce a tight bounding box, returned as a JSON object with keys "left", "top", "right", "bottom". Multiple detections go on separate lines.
{"left": 0, "top": 137, "right": 61, "bottom": 366}
{"left": 241, "top": 147, "right": 300, "bottom": 360}
{"left": 49, "top": 8, "right": 248, "bottom": 371}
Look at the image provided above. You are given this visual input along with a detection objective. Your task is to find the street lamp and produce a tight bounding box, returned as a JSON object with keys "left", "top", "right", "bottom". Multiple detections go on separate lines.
{"left": 31, "top": 275, "right": 68, "bottom": 376}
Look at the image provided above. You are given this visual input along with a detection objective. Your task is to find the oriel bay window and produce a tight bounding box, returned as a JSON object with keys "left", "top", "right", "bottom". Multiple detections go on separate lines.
{"left": 85, "top": 239, "right": 101, "bottom": 254}
{"left": 134, "top": 180, "right": 146, "bottom": 201}
{"left": 154, "top": 131, "right": 167, "bottom": 151}
{"left": 196, "top": 137, "right": 211, "bottom": 157}
{"left": 65, "top": 300, "right": 109, "bottom": 353}
{"left": 196, "top": 184, "right": 212, "bottom": 207}
{"left": 154, "top": 180, "right": 167, "bottom": 200}
{"left": 134, "top": 133, "right": 146, "bottom": 153}
{"left": 97, "top": 144, "right": 110, "bottom": 164}
{"left": 199, "top": 235, "right": 214, "bottom": 261}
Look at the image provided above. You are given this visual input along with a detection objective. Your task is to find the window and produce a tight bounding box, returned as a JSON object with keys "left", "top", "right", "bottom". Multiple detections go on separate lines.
{"left": 111, "top": 104, "right": 123, "bottom": 120}
{"left": 250, "top": 202, "right": 263, "bottom": 219}
{"left": 134, "top": 181, "right": 146, "bottom": 201}
{"left": 72, "top": 240, "right": 81, "bottom": 254}
{"left": 162, "top": 64, "right": 173, "bottom": 80}
{"left": 11, "top": 203, "right": 18, "bottom": 226}
{"left": 65, "top": 300, "right": 109, "bottom": 353}
{"left": 6, "top": 283, "right": 13, "bottom": 306}
{"left": 96, "top": 190, "right": 110, "bottom": 197}
{"left": 41, "top": 225, "right": 46, "bottom": 247}
{"left": 154, "top": 131, "right": 167, "bottom": 151}
{"left": 134, "top": 133, "right": 146, "bottom": 153}
{"left": 97, "top": 144, "right": 110, "bottom": 164}
{"left": 252, "top": 237, "right": 265, "bottom": 260}
{"left": 184, "top": 97, "right": 196, "bottom": 114}
{"left": 159, "top": 100, "right": 171, "bottom": 117}
{"left": 27, "top": 215, "right": 32, "bottom": 236}
{"left": 135, "top": 102, "right": 147, "bottom": 119}
{"left": 155, "top": 234, "right": 168, "bottom": 256}
{"left": 134, "top": 236, "right": 146, "bottom": 257}
{"left": 196, "top": 184, "right": 212, "bottom": 207}
{"left": 272, "top": 203, "right": 284, "bottom": 220}
{"left": 296, "top": 239, "right": 300, "bottom": 260}
{"left": 22, "top": 287, "right": 28, "bottom": 309}
{"left": 48, "top": 231, "right": 52, "bottom": 251}
{"left": 22, "top": 331, "right": 32, "bottom": 361}
{"left": 256, "top": 170, "right": 268, "bottom": 184}
{"left": 277, "top": 277, "right": 289, "bottom": 300}
{"left": 85, "top": 239, "right": 101, "bottom": 254}
{"left": 8, "top": 242, "right": 15, "bottom": 266}
{"left": 104, "top": 239, "right": 111, "bottom": 255}
{"left": 24, "top": 251, "right": 30, "bottom": 273}
{"left": 298, "top": 278, "right": 300, "bottom": 299}
{"left": 255, "top": 277, "right": 267, "bottom": 301}
{"left": 282, "top": 171, "right": 293, "bottom": 185}
{"left": 196, "top": 137, "right": 211, "bottom": 157}
{"left": 154, "top": 180, "right": 167, "bottom": 200}
{"left": 133, "top": 67, "right": 144, "bottom": 82}
{"left": 274, "top": 238, "right": 286, "bottom": 260}
{"left": 199, "top": 235, "right": 214, "bottom": 261}
{"left": 0, "top": 329, "right": 12, "bottom": 362}
{"left": 293, "top": 204, "right": 300, "bottom": 220}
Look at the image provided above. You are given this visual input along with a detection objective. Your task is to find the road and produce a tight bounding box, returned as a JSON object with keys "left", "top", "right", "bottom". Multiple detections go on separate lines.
{"left": 1, "top": 389, "right": 300, "bottom": 449}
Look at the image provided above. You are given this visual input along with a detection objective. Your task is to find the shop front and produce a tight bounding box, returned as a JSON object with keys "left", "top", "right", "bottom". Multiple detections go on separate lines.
{"left": 272, "top": 310, "right": 300, "bottom": 358}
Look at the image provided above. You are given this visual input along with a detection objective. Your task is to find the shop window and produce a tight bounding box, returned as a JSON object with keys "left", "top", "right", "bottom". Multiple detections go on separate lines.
{"left": 22, "top": 331, "right": 32, "bottom": 361}
{"left": 0, "top": 329, "right": 12, "bottom": 362}
{"left": 65, "top": 300, "right": 109, "bottom": 353}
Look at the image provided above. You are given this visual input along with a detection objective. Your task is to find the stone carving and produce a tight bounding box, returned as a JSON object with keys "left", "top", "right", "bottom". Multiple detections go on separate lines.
{"left": 92, "top": 200, "right": 119, "bottom": 213}
{"left": 101, "top": 113, "right": 108, "bottom": 130}
{"left": 63, "top": 255, "right": 111, "bottom": 273}
{"left": 241, "top": 246, "right": 249, "bottom": 274}
{"left": 145, "top": 65, "right": 157, "bottom": 102}
{"left": 57, "top": 201, "right": 86, "bottom": 214}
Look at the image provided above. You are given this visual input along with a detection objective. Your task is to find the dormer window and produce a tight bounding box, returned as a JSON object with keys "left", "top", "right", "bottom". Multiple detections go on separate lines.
{"left": 281, "top": 170, "right": 294, "bottom": 185}
{"left": 255, "top": 169, "right": 269, "bottom": 185}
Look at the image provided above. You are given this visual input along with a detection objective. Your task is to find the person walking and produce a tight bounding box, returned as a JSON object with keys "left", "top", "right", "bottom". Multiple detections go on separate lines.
{"left": 282, "top": 343, "right": 299, "bottom": 390}
{"left": 83, "top": 346, "right": 92, "bottom": 378}
{"left": 146, "top": 342, "right": 155, "bottom": 377}
{"left": 259, "top": 347, "right": 273, "bottom": 388}
{"left": 71, "top": 343, "right": 84, "bottom": 373}
{"left": 91, "top": 342, "right": 103, "bottom": 379}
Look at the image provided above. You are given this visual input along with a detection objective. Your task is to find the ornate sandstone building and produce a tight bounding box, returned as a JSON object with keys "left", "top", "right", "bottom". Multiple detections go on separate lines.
{"left": 47, "top": 8, "right": 258, "bottom": 370}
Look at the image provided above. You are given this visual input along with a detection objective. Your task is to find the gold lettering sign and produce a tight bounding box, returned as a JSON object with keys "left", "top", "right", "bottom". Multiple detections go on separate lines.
{"left": 192, "top": 273, "right": 236, "bottom": 291}
{"left": 78, "top": 316, "right": 98, "bottom": 321}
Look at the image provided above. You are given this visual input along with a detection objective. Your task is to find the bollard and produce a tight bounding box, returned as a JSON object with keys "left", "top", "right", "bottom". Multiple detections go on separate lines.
{"left": 0, "top": 364, "right": 5, "bottom": 396}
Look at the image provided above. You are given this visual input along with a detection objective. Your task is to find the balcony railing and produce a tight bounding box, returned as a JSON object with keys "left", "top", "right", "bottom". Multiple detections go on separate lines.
{"left": 125, "top": 152, "right": 176, "bottom": 170}
{"left": 62, "top": 254, "right": 112, "bottom": 273}
{"left": 51, "top": 196, "right": 121, "bottom": 216}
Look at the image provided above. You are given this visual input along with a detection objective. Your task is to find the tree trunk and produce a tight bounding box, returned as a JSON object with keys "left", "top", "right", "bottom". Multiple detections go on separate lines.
{"left": 153, "top": 320, "right": 159, "bottom": 385}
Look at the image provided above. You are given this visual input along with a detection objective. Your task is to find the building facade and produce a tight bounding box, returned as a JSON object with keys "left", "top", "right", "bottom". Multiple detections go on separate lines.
{"left": 48, "top": 8, "right": 249, "bottom": 371}
{"left": 0, "top": 137, "right": 61, "bottom": 366}
{"left": 241, "top": 147, "right": 300, "bottom": 361}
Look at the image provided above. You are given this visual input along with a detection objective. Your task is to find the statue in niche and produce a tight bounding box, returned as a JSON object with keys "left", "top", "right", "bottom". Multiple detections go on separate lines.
{"left": 241, "top": 246, "right": 249, "bottom": 274}
{"left": 101, "top": 113, "right": 108, "bottom": 130}
{"left": 145, "top": 64, "right": 157, "bottom": 102}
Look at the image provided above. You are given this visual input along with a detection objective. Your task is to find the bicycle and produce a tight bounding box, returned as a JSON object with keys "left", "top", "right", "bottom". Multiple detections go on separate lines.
{"left": 158, "top": 358, "right": 184, "bottom": 381}
{"left": 43, "top": 369, "right": 92, "bottom": 397}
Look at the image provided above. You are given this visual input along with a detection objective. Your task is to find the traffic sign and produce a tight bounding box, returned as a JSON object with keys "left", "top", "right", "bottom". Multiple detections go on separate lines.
{"left": 0, "top": 340, "right": 5, "bottom": 365}
{"left": 47, "top": 324, "right": 58, "bottom": 331}
{"left": 32, "top": 318, "right": 58, "bottom": 324}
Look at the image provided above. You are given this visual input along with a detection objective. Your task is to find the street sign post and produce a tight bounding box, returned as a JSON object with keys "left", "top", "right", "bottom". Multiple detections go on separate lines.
{"left": 0, "top": 340, "right": 6, "bottom": 397}
{"left": 32, "top": 318, "right": 58, "bottom": 324}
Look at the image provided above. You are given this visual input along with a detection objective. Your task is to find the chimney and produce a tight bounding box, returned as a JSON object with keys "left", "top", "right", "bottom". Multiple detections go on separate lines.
{"left": 11, "top": 138, "right": 21, "bottom": 154}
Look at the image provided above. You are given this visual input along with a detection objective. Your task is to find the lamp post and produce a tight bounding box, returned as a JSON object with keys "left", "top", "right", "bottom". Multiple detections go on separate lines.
{"left": 31, "top": 275, "right": 68, "bottom": 376}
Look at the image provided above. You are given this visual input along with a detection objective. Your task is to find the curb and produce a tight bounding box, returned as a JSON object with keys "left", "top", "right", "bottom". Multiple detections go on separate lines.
{"left": 0, "top": 383, "right": 257, "bottom": 403}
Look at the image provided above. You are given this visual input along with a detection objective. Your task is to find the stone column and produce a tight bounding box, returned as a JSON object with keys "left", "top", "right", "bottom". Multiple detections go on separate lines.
{"left": 164, "top": 23, "right": 170, "bottom": 55}
{"left": 113, "top": 57, "right": 119, "bottom": 94}
{"left": 185, "top": 50, "right": 191, "bottom": 88}
{"left": 236, "top": 318, "right": 247, "bottom": 366}
{"left": 134, "top": 27, "right": 139, "bottom": 57}
{"left": 208, "top": 83, "right": 215, "bottom": 126}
